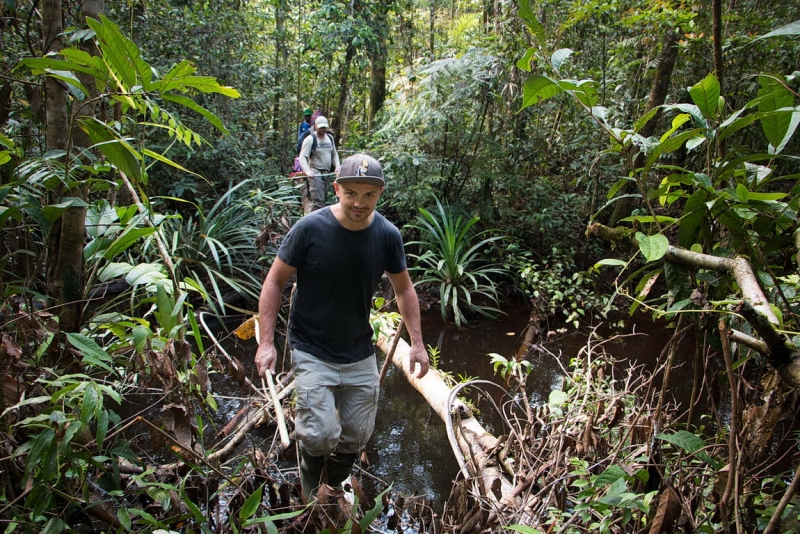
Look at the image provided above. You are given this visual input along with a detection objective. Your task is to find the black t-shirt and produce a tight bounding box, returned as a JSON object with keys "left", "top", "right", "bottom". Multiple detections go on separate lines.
{"left": 277, "top": 207, "right": 406, "bottom": 363}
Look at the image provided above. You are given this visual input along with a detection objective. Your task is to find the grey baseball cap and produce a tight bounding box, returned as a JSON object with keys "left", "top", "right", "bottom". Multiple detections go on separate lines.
{"left": 335, "top": 154, "right": 385, "bottom": 188}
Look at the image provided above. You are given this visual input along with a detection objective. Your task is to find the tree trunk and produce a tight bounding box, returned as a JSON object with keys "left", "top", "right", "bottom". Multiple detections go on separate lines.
{"left": 429, "top": 0, "right": 435, "bottom": 59}
{"left": 368, "top": 3, "right": 389, "bottom": 129}
{"left": 609, "top": 29, "right": 680, "bottom": 226}
{"left": 274, "top": 0, "right": 288, "bottom": 172}
{"left": 333, "top": 42, "right": 355, "bottom": 144}
{"left": 42, "top": 0, "right": 83, "bottom": 335}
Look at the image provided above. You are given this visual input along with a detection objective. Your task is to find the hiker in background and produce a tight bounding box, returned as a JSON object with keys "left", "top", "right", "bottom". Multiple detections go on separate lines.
{"left": 254, "top": 153, "right": 429, "bottom": 502}
{"left": 297, "top": 108, "right": 313, "bottom": 141}
{"left": 298, "top": 115, "right": 340, "bottom": 212}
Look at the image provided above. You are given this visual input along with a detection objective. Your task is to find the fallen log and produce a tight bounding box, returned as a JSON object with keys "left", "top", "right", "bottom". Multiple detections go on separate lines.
{"left": 376, "top": 326, "right": 522, "bottom": 526}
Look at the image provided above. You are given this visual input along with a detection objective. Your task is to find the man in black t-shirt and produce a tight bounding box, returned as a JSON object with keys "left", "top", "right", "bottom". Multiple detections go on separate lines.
{"left": 255, "top": 154, "right": 429, "bottom": 502}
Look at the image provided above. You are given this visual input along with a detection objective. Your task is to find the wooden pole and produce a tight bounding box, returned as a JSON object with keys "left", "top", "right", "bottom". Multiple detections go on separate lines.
{"left": 254, "top": 316, "right": 291, "bottom": 448}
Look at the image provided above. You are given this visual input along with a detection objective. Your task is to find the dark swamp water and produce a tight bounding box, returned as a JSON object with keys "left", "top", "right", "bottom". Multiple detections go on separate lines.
{"left": 201, "top": 304, "right": 695, "bottom": 512}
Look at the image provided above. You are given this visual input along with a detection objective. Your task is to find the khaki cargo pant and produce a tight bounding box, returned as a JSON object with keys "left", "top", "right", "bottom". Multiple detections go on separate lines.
{"left": 292, "top": 348, "right": 380, "bottom": 457}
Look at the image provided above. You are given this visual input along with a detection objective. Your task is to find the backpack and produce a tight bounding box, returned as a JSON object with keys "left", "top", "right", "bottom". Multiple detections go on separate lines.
{"left": 297, "top": 130, "right": 334, "bottom": 157}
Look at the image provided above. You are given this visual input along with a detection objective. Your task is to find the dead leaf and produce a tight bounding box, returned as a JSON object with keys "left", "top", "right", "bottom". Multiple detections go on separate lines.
{"left": 234, "top": 317, "right": 256, "bottom": 340}
{"left": 649, "top": 487, "right": 682, "bottom": 534}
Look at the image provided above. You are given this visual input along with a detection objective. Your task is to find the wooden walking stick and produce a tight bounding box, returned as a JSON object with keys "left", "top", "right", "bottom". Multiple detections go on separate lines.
{"left": 379, "top": 318, "right": 405, "bottom": 385}
{"left": 253, "top": 316, "right": 291, "bottom": 448}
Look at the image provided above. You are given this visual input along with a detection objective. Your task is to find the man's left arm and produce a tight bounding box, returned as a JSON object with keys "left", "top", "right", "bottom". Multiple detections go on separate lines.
{"left": 386, "top": 270, "right": 429, "bottom": 378}
{"left": 331, "top": 137, "right": 341, "bottom": 174}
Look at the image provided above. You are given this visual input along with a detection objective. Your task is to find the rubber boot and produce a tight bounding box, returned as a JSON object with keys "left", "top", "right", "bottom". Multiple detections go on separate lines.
{"left": 299, "top": 447, "right": 326, "bottom": 502}
{"left": 326, "top": 451, "right": 357, "bottom": 489}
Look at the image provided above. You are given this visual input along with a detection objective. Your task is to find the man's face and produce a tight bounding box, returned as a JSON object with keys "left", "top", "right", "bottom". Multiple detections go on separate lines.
{"left": 333, "top": 182, "right": 384, "bottom": 225}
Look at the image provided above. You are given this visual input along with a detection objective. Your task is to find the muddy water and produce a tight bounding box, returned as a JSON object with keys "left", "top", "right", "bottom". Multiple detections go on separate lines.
{"left": 215, "top": 306, "right": 695, "bottom": 509}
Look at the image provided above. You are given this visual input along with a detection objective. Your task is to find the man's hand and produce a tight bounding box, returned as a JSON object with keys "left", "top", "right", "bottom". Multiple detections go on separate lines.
{"left": 255, "top": 342, "right": 278, "bottom": 377}
{"left": 305, "top": 170, "right": 315, "bottom": 177}
{"left": 408, "top": 343, "right": 429, "bottom": 379}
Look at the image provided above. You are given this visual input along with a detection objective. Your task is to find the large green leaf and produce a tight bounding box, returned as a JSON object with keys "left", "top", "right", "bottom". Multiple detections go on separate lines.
{"left": 103, "top": 227, "right": 157, "bottom": 259}
{"left": 78, "top": 118, "right": 142, "bottom": 182}
{"left": 757, "top": 76, "right": 798, "bottom": 154}
{"left": 516, "top": 47, "right": 537, "bottom": 72}
{"left": 550, "top": 48, "right": 573, "bottom": 72}
{"left": 180, "top": 76, "right": 240, "bottom": 98}
{"left": 159, "top": 94, "right": 229, "bottom": 135}
{"left": 43, "top": 197, "right": 89, "bottom": 223}
{"left": 678, "top": 189, "right": 708, "bottom": 249}
{"left": 86, "top": 15, "right": 152, "bottom": 90}
{"left": 521, "top": 74, "right": 563, "bottom": 109}
{"left": 557, "top": 78, "right": 598, "bottom": 107}
{"left": 67, "top": 333, "right": 114, "bottom": 372}
{"left": 754, "top": 19, "right": 800, "bottom": 41}
{"left": 644, "top": 129, "right": 705, "bottom": 175}
{"left": 517, "top": 0, "right": 545, "bottom": 47}
{"left": 688, "top": 73, "right": 721, "bottom": 120}
{"left": 636, "top": 232, "right": 669, "bottom": 262}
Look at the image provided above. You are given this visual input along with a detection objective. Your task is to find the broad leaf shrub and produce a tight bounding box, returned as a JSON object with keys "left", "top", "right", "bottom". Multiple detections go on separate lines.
{"left": 407, "top": 197, "right": 508, "bottom": 327}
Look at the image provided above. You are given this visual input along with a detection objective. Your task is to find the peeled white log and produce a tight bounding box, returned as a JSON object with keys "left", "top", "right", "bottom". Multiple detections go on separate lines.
{"left": 376, "top": 328, "right": 520, "bottom": 520}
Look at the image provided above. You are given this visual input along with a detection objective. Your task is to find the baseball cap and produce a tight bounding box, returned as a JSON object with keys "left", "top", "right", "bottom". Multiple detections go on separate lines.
{"left": 315, "top": 116, "right": 330, "bottom": 129}
{"left": 336, "top": 154, "right": 385, "bottom": 188}
{"left": 303, "top": 108, "right": 312, "bottom": 116}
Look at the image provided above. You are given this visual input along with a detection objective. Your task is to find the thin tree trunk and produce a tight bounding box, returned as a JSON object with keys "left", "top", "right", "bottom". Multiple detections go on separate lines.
{"left": 333, "top": 42, "right": 355, "bottom": 143}
{"left": 368, "top": 3, "right": 389, "bottom": 129}
{"left": 609, "top": 29, "right": 680, "bottom": 225}
{"left": 274, "top": 0, "right": 288, "bottom": 171}
{"left": 429, "top": 0, "right": 435, "bottom": 59}
{"left": 43, "top": 0, "right": 83, "bottom": 335}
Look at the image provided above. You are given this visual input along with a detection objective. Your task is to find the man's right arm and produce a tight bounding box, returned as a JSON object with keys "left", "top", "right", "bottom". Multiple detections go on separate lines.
{"left": 255, "top": 256, "right": 297, "bottom": 376}
{"left": 298, "top": 136, "right": 314, "bottom": 176}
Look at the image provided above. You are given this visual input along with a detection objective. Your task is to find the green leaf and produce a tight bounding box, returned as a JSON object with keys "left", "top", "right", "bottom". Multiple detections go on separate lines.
{"left": 550, "top": 48, "right": 573, "bottom": 72}
{"left": 142, "top": 148, "right": 203, "bottom": 177}
{"left": 78, "top": 118, "right": 143, "bottom": 182}
{"left": 506, "top": 526, "right": 545, "bottom": 534}
{"left": 125, "top": 263, "right": 168, "bottom": 287}
{"left": 757, "top": 76, "right": 798, "bottom": 154}
{"left": 594, "top": 465, "right": 627, "bottom": 487}
{"left": 103, "top": 227, "right": 156, "bottom": 260}
{"left": 557, "top": 78, "right": 598, "bottom": 107}
{"left": 43, "top": 197, "right": 89, "bottom": 223}
{"left": 240, "top": 484, "right": 263, "bottom": 520}
{"left": 360, "top": 486, "right": 391, "bottom": 531}
{"left": 658, "top": 430, "right": 704, "bottom": 452}
{"left": 688, "top": 73, "right": 721, "bottom": 120}
{"left": 180, "top": 76, "right": 240, "bottom": 98}
{"left": 619, "top": 215, "right": 676, "bottom": 224}
{"left": 41, "top": 518, "right": 64, "bottom": 534}
{"left": 548, "top": 390, "right": 568, "bottom": 406}
{"left": 678, "top": 190, "right": 708, "bottom": 249}
{"left": 636, "top": 233, "right": 669, "bottom": 262}
{"left": 644, "top": 129, "right": 705, "bottom": 176}
{"left": 98, "top": 262, "right": 133, "bottom": 281}
{"left": 595, "top": 258, "right": 627, "bottom": 268}
{"left": 634, "top": 107, "right": 661, "bottom": 133}
{"left": 521, "top": 74, "right": 563, "bottom": 109}
{"left": 160, "top": 94, "right": 229, "bottom": 135}
{"left": 67, "top": 333, "right": 114, "bottom": 372}
{"left": 754, "top": 19, "right": 800, "bottom": 41}
{"left": 86, "top": 15, "right": 152, "bottom": 90}
{"left": 116, "top": 508, "right": 131, "bottom": 530}
{"left": 517, "top": 0, "right": 546, "bottom": 47}
{"left": 516, "top": 47, "right": 537, "bottom": 72}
